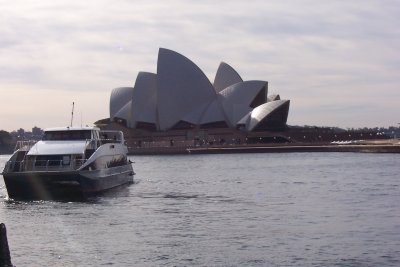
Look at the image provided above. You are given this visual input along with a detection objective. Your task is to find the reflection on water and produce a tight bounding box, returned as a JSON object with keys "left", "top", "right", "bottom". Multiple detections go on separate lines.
{"left": 1, "top": 153, "right": 400, "bottom": 266}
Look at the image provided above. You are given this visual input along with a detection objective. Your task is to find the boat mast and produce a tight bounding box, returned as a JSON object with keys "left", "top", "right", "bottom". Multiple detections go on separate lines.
{"left": 70, "top": 102, "right": 75, "bottom": 127}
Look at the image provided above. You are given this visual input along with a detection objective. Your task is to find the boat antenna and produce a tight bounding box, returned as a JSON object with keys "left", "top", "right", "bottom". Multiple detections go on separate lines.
{"left": 70, "top": 102, "right": 75, "bottom": 127}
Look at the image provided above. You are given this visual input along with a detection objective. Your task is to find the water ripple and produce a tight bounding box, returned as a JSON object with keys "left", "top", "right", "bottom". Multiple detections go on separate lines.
{"left": 1, "top": 153, "right": 400, "bottom": 266}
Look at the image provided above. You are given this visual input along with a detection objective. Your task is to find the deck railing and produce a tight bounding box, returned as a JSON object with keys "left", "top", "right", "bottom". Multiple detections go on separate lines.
{"left": 13, "top": 140, "right": 37, "bottom": 152}
{"left": 4, "top": 158, "right": 88, "bottom": 173}
{"left": 4, "top": 132, "right": 126, "bottom": 173}
{"left": 99, "top": 130, "right": 125, "bottom": 145}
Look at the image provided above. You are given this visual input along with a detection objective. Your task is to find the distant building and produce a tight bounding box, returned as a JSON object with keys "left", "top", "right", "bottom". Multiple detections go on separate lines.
{"left": 31, "top": 126, "right": 44, "bottom": 139}
{"left": 10, "top": 127, "right": 43, "bottom": 141}
{"left": 16, "top": 128, "right": 25, "bottom": 139}
{"left": 109, "top": 48, "right": 290, "bottom": 133}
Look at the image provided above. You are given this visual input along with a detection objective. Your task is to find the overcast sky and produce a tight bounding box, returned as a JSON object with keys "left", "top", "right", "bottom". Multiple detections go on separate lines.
{"left": 1, "top": 0, "right": 399, "bottom": 131}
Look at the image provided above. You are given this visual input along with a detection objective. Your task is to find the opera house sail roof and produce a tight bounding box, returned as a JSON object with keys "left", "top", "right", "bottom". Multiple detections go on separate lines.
{"left": 109, "top": 48, "right": 290, "bottom": 133}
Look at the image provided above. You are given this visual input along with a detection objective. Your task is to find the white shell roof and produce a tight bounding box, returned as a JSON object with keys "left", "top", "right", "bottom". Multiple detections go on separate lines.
{"left": 213, "top": 62, "right": 243, "bottom": 93}
{"left": 157, "top": 48, "right": 216, "bottom": 130}
{"left": 114, "top": 101, "right": 131, "bottom": 122}
{"left": 246, "top": 100, "right": 290, "bottom": 131}
{"left": 267, "top": 94, "right": 280, "bottom": 102}
{"left": 199, "top": 98, "right": 227, "bottom": 125}
{"left": 218, "top": 80, "right": 267, "bottom": 126}
{"left": 181, "top": 100, "right": 210, "bottom": 125}
{"left": 131, "top": 72, "right": 158, "bottom": 127}
{"left": 237, "top": 113, "right": 250, "bottom": 126}
{"left": 110, "top": 87, "right": 134, "bottom": 119}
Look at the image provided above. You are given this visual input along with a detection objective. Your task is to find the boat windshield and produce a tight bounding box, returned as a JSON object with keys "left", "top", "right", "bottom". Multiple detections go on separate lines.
{"left": 42, "top": 130, "right": 92, "bottom": 141}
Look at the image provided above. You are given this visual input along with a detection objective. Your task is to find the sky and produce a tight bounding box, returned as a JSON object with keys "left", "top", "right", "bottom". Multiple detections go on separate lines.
{"left": 0, "top": 0, "right": 399, "bottom": 132}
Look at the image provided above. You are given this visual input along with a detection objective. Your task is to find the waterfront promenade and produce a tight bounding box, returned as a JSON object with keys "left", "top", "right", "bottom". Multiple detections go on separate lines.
{"left": 129, "top": 139, "right": 400, "bottom": 155}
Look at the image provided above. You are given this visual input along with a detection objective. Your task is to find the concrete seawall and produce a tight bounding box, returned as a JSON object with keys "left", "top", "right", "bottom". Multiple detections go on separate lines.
{"left": 186, "top": 144, "right": 400, "bottom": 154}
{"left": 129, "top": 141, "right": 400, "bottom": 155}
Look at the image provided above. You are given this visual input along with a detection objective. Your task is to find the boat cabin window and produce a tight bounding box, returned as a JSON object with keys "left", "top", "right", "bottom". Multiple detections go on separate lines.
{"left": 42, "top": 130, "right": 93, "bottom": 141}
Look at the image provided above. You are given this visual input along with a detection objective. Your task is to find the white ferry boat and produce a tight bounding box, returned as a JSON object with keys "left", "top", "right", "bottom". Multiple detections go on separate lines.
{"left": 1, "top": 126, "right": 134, "bottom": 200}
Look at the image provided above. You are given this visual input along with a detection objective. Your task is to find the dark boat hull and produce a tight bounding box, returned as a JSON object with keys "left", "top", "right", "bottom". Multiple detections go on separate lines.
{"left": 3, "top": 164, "right": 134, "bottom": 200}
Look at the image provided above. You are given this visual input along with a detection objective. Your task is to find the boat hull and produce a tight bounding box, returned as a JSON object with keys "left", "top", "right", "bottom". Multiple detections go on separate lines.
{"left": 3, "top": 164, "right": 134, "bottom": 200}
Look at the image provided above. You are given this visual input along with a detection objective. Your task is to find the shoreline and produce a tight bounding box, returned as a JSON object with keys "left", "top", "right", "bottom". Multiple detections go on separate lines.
{"left": 187, "top": 144, "right": 400, "bottom": 154}
{"left": 129, "top": 140, "right": 400, "bottom": 155}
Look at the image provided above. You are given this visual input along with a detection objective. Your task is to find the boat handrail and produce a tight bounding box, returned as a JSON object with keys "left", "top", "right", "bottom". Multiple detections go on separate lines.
{"left": 83, "top": 137, "right": 123, "bottom": 148}
{"left": 4, "top": 158, "right": 88, "bottom": 173}
{"left": 13, "top": 140, "right": 37, "bottom": 152}
{"left": 99, "top": 130, "right": 125, "bottom": 144}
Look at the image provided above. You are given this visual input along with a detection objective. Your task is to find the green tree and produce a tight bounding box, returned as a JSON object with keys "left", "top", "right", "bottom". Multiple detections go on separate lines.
{"left": 0, "top": 130, "right": 13, "bottom": 153}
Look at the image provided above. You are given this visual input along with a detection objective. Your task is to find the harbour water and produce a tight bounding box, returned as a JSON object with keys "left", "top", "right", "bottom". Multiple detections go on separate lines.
{"left": 1, "top": 153, "right": 399, "bottom": 266}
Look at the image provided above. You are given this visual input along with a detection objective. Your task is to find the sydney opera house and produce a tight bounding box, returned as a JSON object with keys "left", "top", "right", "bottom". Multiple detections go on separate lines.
{"left": 102, "top": 48, "right": 291, "bottom": 152}
{"left": 109, "top": 48, "right": 289, "bottom": 130}
{"left": 101, "top": 49, "right": 392, "bottom": 153}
